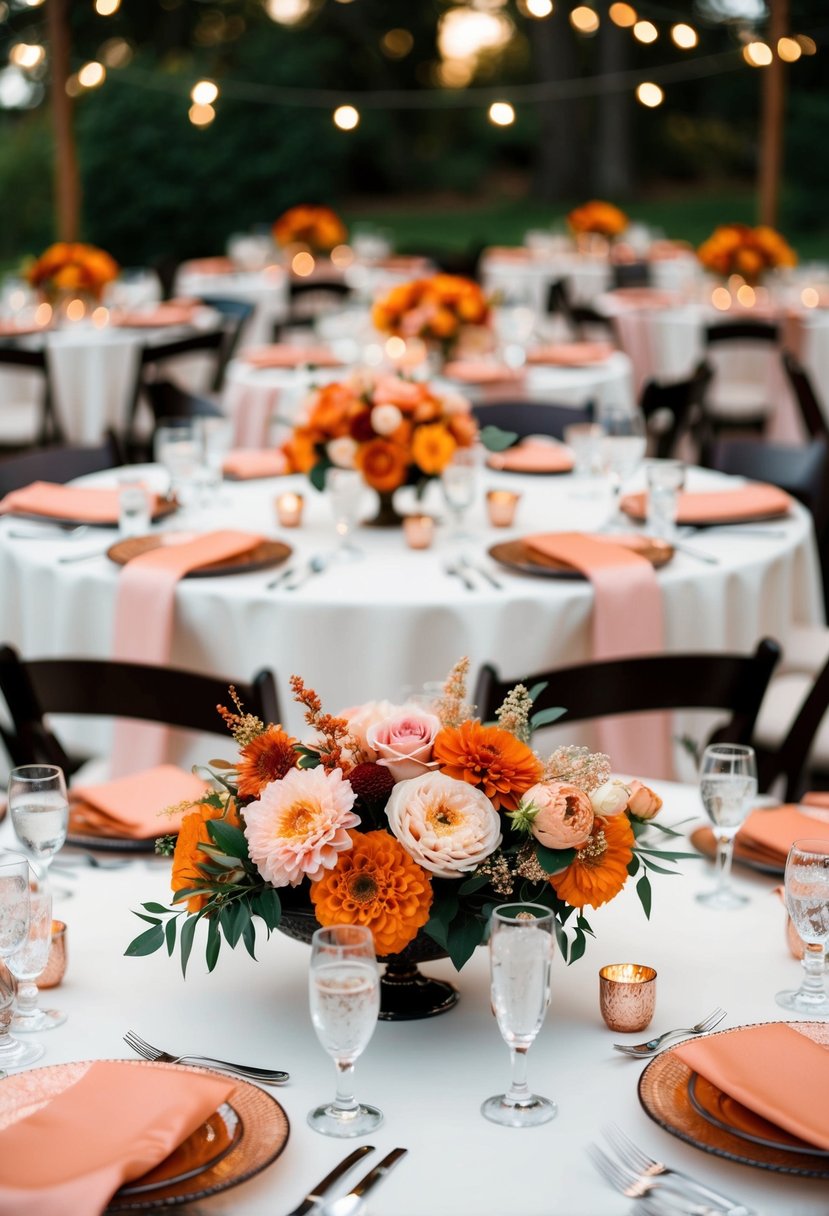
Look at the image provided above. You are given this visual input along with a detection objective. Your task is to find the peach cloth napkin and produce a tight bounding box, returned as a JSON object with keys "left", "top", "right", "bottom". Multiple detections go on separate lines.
{"left": 110, "top": 530, "right": 262, "bottom": 776}
{"left": 0, "top": 1060, "right": 235, "bottom": 1216}
{"left": 70, "top": 764, "right": 207, "bottom": 838}
{"left": 222, "top": 449, "right": 289, "bottom": 480}
{"left": 803, "top": 791, "right": 829, "bottom": 809}
{"left": 737, "top": 804, "right": 829, "bottom": 862}
{"left": 673, "top": 1024, "right": 829, "bottom": 1151}
{"left": 526, "top": 342, "right": 614, "bottom": 367}
{"left": 443, "top": 360, "right": 525, "bottom": 386}
{"left": 0, "top": 482, "right": 156, "bottom": 526}
{"left": 243, "top": 344, "right": 342, "bottom": 369}
{"left": 487, "top": 440, "right": 574, "bottom": 474}
{"left": 183, "top": 256, "right": 235, "bottom": 275}
{"left": 111, "top": 302, "right": 198, "bottom": 329}
{"left": 621, "top": 484, "right": 792, "bottom": 525}
{"left": 521, "top": 531, "right": 672, "bottom": 777}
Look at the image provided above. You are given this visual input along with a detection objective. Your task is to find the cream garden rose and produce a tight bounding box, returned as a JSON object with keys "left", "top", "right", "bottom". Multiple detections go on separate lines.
{"left": 327, "top": 436, "right": 358, "bottom": 468}
{"left": 370, "top": 403, "right": 404, "bottom": 436}
{"left": 590, "top": 779, "right": 631, "bottom": 818}
{"left": 366, "top": 710, "right": 441, "bottom": 782}
{"left": 385, "top": 771, "right": 501, "bottom": 878}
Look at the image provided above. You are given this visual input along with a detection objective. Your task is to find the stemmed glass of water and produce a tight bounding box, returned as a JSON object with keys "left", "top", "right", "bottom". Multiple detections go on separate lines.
{"left": 308, "top": 924, "right": 382, "bottom": 1136}
{"left": 599, "top": 405, "right": 647, "bottom": 531}
{"left": 154, "top": 420, "right": 201, "bottom": 508}
{"left": 9, "top": 765, "right": 69, "bottom": 889}
{"left": 0, "top": 851, "right": 43, "bottom": 1069}
{"left": 696, "top": 744, "right": 758, "bottom": 910}
{"left": 776, "top": 838, "right": 829, "bottom": 1016}
{"left": 481, "top": 903, "right": 556, "bottom": 1127}
{"left": 9, "top": 886, "right": 66, "bottom": 1032}
{"left": 441, "top": 447, "right": 478, "bottom": 542}
{"left": 325, "top": 468, "right": 364, "bottom": 560}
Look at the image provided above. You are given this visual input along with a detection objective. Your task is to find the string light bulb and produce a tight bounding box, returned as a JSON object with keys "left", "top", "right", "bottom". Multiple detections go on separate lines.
{"left": 671, "top": 23, "right": 697, "bottom": 50}
{"left": 609, "top": 3, "right": 636, "bottom": 26}
{"left": 633, "top": 20, "right": 657, "bottom": 44}
{"left": 191, "top": 80, "right": 219, "bottom": 106}
{"left": 777, "top": 37, "right": 802, "bottom": 63}
{"left": 795, "top": 35, "right": 817, "bottom": 55}
{"left": 77, "top": 61, "right": 106, "bottom": 88}
{"left": 9, "top": 43, "right": 45, "bottom": 69}
{"left": 94, "top": 0, "right": 121, "bottom": 13}
{"left": 488, "top": 100, "right": 515, "bottom": 126}
{"left": 570, "top": 6, "right": 599, "bottom": 33}
{"left": 333, "top": 104, "right": 360, "bottom": 130}
{"left": 523, "top": 0, "right": 553, "bottom": 16}
{"left": 188, "top": 102, "right": 215, "bottom": 126}
{"left": 636, "top": 82, "right": 664, "bottom": 107}
{"left": 743, "top": 41, "right": 773, "bottom": 67}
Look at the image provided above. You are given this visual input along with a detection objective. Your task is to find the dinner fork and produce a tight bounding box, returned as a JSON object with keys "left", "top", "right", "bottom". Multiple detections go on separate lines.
{"left": 284, "top": 554, "right": 329, "bottom": 590}
{"left": 612, "top": 1006, "right": 726, "bottom": 1056}
{"left": 458, "top": 553, "right": 503, "bottom": 590}
{"left": 444, "top": 561, "right": 475, "bottom": 591}
{"left": 266, "top": 564, "right": 299, "bottom": 590}
{"left": 123, "top": 1030, "right": 289, "bottom": 1084}
{"left": 587, "top": 1143, "right": 750, "bottom": 1216}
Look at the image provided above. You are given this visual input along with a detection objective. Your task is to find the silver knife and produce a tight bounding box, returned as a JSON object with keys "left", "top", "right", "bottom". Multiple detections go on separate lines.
{"left": 319, "top": 1148, "right": 408, "bottom": 1216}
{"left": 459, "top": 554, "right": 502, "bottom": 590}
{"left": 57, "top": 548, "right": 108, "bottom": 564}
{"left": 266, "top": 564, "right": 298, "bottom": 590}
{"left": 284, "top": 1145, "right": 375, "bottom": 1216}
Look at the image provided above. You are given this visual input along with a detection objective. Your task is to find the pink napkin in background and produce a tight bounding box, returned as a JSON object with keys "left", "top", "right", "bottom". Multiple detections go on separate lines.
{"left": 70, "top": 764, "right": 208, "bottom": 839}
{"left": 802, "top": 791, "right": 829, "bottom": 809}
{"left": 0, "top": 1060, "right": 235, "bottom": 1216}
{"left": 520, "top": 531, "right": 672, "bottom": 778}
{"left": 621, "top": 483, "right": 793, "bottom": 525}
{"left": 526, "top": 342, "right": 614, "bottom": 367}
{"left": 0, "top": 482, "right": 157, "bottom": 525}
{"left": 673, "top": 1023, "right": 829, "bottom": 1151}
{"left": 487, "top": 440, "right": 574, "bottom": 474}
{"left": 442, "top": 360, "right": 525, "bottom": 387}
{"left": 110, "top": 530, "right": 263, "bottom": 776}
{"left": 181, "top": 256, "right": 235, "bottom": 276}
{"left": 111, "top": 302, "right": 198, "bottom": 329}
{"left": 226, "top": 382, "right": 281, "bottom": 448}
{"left": 243, "top": 344, "right": 342, "bottom": 369}
{"left": 607, "top": 287, "right": 682, "bottom": 309}
{"left": 222, "top": 449, "right": 289, "bottom": 480}
{"left": 738, "top": 803, "right": 829, "bottom": 862}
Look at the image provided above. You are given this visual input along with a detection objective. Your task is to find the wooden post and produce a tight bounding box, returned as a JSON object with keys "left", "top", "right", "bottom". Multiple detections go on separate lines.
{"left": 47, "top": 0, "right": 80, "bottom": 241}
{"left": 758, "top": 0, "right": 788, "bottom": 226}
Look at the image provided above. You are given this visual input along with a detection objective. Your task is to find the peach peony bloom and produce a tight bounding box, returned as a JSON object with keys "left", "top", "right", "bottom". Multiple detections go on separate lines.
{"left": 589, "top": 780, "right": 631, "bottom": 818}
{"left": 626, "top": 779, "right": 663, "bottom": 821}
{"left": 367, "top": 710, "right": 441, "bottom": 782}
{"left": 385, "top": 771, "right": 501, "bottom": 878}
{"left": 372, "top": 375, "right": 424, "bottom": 410}
{"left": 243, "top": 766, "right": 360, "bottom": 887}
{"left": 524, "top": 782, "right": 594, "bottom": 850}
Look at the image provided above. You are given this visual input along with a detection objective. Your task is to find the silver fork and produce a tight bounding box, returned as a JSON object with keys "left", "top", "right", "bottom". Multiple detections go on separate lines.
{"left": 444, "top": 561, "right": 475, "bottom": 591}
{"left": 612, "top": 1006, "right": 726, "bottom": 1056}
{"left": 458, "top": 553, "right": 503, "bottom": 590}
{"left": 284, "top": 554, "right": 329, "bottom": 591}
{"left": 266, "top": 563, "right": 298, "bottom": 590}
{"left": 123, "top": 1030, "right": 288, "bottom": 1084}
{"left": 603, "top": 1126, "right": 754, "bottom": 1215}
{"left": 587, "top": 1143, "right": 749, "bottom": 1215}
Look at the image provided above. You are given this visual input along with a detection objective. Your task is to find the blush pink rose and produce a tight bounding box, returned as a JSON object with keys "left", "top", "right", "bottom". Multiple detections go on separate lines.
{"left": 339, "top": 699, "right": 403, "bottom": 764}
{"left": 626, "top": 780, "right": 663, "bottom": 821}
{"left": 366, "top": 711, "right": 441, "bottom": 782}
{"left": 525, "top": 781, "right": 594, "bottom": 850}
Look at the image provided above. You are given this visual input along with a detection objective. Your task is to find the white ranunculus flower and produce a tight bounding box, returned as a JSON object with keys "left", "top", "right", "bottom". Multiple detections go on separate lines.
{"left": 327, "top": 436, "right": 358, "bottom": 469}
{"left": 589, "top": 779, "right": 631, "bottom": 818}
{"left": 370, "top": 403, "right": 403, "bottom": 436}
{"left": 385, "top": 771, "right": 501, "bottom": 878}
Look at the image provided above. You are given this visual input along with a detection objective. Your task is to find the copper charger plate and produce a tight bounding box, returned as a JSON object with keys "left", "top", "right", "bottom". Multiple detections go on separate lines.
{"left": 0, "top": 1059, "right": 289, "bottom": 1210}
{"left": 638, "top": 1021, "right": 829, "bottom": 1177}
{"left": 690, "top": 826, "right": 784, "bottom": 876}
{"left": 65, "top": 800, "right": 162, "bottom": 853}
{"left": 11, "top": 499, "right": 177, "bottom": 531}
{"left": 489, "top": 534, "right": 673, "bottom": 579}
{"left": 106, "top": 533, "right": 292, "bottom": 577}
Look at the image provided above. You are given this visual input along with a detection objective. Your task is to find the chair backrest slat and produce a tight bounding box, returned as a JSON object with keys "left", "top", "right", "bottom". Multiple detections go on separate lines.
{"left": 0, "top": 434, "right": 121, "bottom": 497}
{"left": 472, "top": 400, "right": 594, "bottom": 441}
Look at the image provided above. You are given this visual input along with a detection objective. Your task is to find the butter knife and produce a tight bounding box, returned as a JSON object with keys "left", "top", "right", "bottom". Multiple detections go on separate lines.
{"left": 284, "top": 1145, "right": 374, "bottom": 1216}
{"left": 319, "top": 1148, "right": 408, "bottom": 1216}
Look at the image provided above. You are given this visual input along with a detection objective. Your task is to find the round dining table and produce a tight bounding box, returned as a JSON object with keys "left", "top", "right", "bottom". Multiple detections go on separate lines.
{"left": 2, "top": 779, "right": 827, "bottom": 1215}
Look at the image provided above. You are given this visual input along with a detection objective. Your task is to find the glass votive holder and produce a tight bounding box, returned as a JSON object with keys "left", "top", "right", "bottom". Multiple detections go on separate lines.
{"left": 598, "top": 963, "right": 657, "bottom": 1032}
{"left": 118, "top": 476, "right": 152, "bottom": 537}
{"left": 275, "top": 492, "right": 304, "bottom": 528}
{"left": 36, "top": 920, "right": 67, "bottom": 989}
{"left": 645, "top": 460, "right": 686, "bottom": 541}
{"left": 403, "top": 514, "right": 435, "bottom": 550}
{"left": 486, "top": 490, "right": 521, "bottom": 528}
{"left": 562, "top": 422, "right": 604, "bottom": 476}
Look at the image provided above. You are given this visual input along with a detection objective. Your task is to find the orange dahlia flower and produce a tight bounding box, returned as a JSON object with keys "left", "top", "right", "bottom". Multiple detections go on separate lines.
{"left": 236, "top": 725, "right": 299, "bottom": 800}
{"left": 309, "top": 383, "right": 358, "bottom": 437}
{"left": 310, "top": 829, "right": 433, "bottom": 956}
{"left": 433, "top": 721, "right": 542, "bottom": 812}
{"left": 355, "top": 438, "right": 409, "bottom": 493}
{"left": 272, "top": 204, "right": 347, "bottom": 252}
{"left": 172, "top": 799, "right": 242, "bottom": 913}
{"left": 283, "top": 427, "right": 322, "bottom": 473}
{"left": 411, "top": 422, "right": 456, "bottom": 475}
{"left": 549, "top": 812, "right": 634, "bottom": 910}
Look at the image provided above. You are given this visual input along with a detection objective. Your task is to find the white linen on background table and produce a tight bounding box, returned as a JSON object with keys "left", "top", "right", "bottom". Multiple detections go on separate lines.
{"left": 4, "top": 779, "right": 828, "bottom": 1216}
{"left": 174, "top": 266, "right": 290, "bottom": 349}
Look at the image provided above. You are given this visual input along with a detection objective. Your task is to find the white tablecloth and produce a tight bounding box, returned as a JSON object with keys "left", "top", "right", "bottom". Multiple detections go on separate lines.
{"left": 174, "top": 266, "right": 290, "bottom": 349}
{"left": 4, "top": 780, "right": 827, "bottom": 1215}
{"left": 481, "top": 250, "right": 701, "bottom": 311}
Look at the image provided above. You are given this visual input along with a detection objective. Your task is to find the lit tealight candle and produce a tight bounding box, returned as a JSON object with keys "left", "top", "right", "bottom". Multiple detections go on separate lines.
{"left": 403, "top": 514, "right": 435, "bottom": 549}
{"left": 486, "top": 489, "right": 521, "bottom": 528}
{"left": 275, "top": 492, "right": 304, "bottom": 528}
{"left": 598, "top": 962, "right": 657, "bottom": 1032}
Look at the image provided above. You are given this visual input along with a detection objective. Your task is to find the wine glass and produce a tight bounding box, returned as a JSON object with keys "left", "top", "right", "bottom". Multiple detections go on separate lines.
{"left": 441, "top": 446, "right": 478, "bottom": 542}
{"left": 776, "top": 838, "right": 829, "bottom": 1016}
{"left": 0, "top": 851, "right": 43, "bottom": 1069}
{"left": 198, "top": 416, "right": 234, "bottom": 499}
{"left": 8, "top": 765, "right": 69, "bottom": 889}
{"left": 325, "top": 468, "right": 364, "bottom": 560}
{"left": 154, "top": 420, "right": 200, "bottom": 507}
{"left": 308, "top": 924, "right": 382, "bottom": 1137}
{"left": 598, "top": 405, "right": 647, "bottom": 531}
{"left": 9, "top": 886, "right": 66, "bottom": 1032}
{"left": 481, "top": 903, "right": 556, "bottom": 1128}
{"left": 696, "top": 744, "right": 758, "bottom": 910}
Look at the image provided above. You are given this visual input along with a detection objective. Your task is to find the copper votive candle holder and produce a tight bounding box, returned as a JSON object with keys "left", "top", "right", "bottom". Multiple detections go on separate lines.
{"left": 403, "top": 514, "right": 435, "bottom": 550}
{"left": 37, "top": 920, "right": 67, "bottom": 989}
{"left": 599, "top": 963, "right": 657, "bottom": 1032}
{"left": 275, "top": 492, "right": 304, "bottom": 528}
{"left": 487, "top": 489, "right": 521, "bottom": 528}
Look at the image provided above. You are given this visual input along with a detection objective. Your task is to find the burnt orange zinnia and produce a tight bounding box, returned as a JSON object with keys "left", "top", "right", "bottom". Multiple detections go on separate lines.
{"left": 172, "top": 799, "right": 242, "bottom": 913}
{"left": 549, "top": 812, "right": 634, "bottom": 910}
{"left": 433, "top": 721, "right": 542, "bottom": 812}
{"left": 236, "top": 725, "right": 298, "bottom": 799}
{"left": 310, "top": 829, "right": 433, "bottom": 956}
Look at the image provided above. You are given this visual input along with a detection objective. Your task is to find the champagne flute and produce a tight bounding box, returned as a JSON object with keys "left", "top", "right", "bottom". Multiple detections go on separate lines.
{"left": 696, "top": 744, "right": 757, "bottom": 910}
{"left": 481, "top": 903, "right": 556, "bottom": 1127}
{"left": 9, "top": 886, "right": 66, "bottom": 1032}
{"left": 599, "top": 405, "right": 647, "bottom": 531}
{"left": 776, "top": 839, "right": 829, "bottom": 1016}
{"left": 9, "top": 765, "right": 69, "bottom": 889}
{"left": 0, "top": 851, "right": 43, "bottom": 1068}
{"left": 308, "top": 924, "right": 382, "bottom": 1137}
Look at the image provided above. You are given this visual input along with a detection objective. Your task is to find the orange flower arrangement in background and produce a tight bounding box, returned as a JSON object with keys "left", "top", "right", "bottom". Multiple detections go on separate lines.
{"left": 433, "top": 721, "right": 543, "bottom": 812}
{"left": 372, "top": 274, "right": 490, "bottom": 353}
{"left": 697, "top": 223, "right": 797, "bottom": 284}
{"left": 567, "top": 200, "right": 628, "bottom": 239}
{"left": 272, "top": 204, "right": 347, "bottom": 253}
{"left": 550, "top": 812, "right": 635, "bottom": 909}
{"left": 26, "top": 242, "right": 119, "bottom": 301}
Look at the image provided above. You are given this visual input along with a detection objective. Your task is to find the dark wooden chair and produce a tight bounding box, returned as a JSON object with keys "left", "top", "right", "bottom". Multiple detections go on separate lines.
{"left": 144, "top": 379, "right": 224, "bottom": 425}
{"left": 0, "top": 433, "right": 122, "bottom": 497}
{"left": 125, "top": 330, "right": 225, "bottom": 451}
{"left": 472, "top": 400, "right": 594, "bottom": 442}
{"left": 474, "top": 640, "right": 781, "bottom": 774}
{"left": 700, "top": 320, "right": 782, "bottom": 443}
{"left": 197, "top": 296, "right": 256, "bottom": 391}
{"left": 545, "top": 278, "right": 615, "bottom": 342}
{"left": 639, "top": 361, "right": 713, "bottom": 460}
{"left": 754, "top": 652, "right": 829, "bottom": 802}
{"left": 0, "top": 345, "right": 62, "bottom": 445}
{"left": 274, "top": 280, "right": 354, "bottom": 340}
{"left": 611, "top": 260, "right": 651, "bottom": 289}
{"left": 0, "top": 644, "right": 280, "bottom": 777}
{"left": 782, "top": 351, "right": 828, "bottom": 441}
{"left": 705, "top": 437, "right": 829, "bottom": 536}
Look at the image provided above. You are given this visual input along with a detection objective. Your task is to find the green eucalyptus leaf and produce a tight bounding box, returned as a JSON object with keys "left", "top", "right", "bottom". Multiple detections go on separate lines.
{"left": 535, "top": 844, "right": 576, "bottom": 875}
{"left": 530, "top": 706, "right": 567, "bottom": 729}
{"left": 637, "top": 873, "right": 653, "bottom": 919}
{"left": 125, "top": 923, "right": 165, "bottom": 958}
{"left": 479, "top": 424, "right": 519, "bottom": 452}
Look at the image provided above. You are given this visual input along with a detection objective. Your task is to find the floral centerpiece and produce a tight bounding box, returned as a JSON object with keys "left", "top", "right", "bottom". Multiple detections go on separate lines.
{"left": 371, "top": 274, "right": 490, "bottom": 360}
{"left": 567, "top": 200, "right": 629, "bottom": 240}
{"left": 26, "top": 242, "right": 119, "bottom": 304}
{"left": 272, "top": 204, "right": 348, "bottom": 255}
{"left": 128, "top": 660, "right": 687, "bottom": 1017}
{"left": 697, "top": 223, "right": 797, "bottom": 285}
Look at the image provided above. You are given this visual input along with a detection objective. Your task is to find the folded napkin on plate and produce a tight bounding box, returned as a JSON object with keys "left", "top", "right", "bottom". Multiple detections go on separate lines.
{"left": 0, "top": 482, "right": 157, "bottom": 525}
{"left": 442, "top": 360, "right": 525, "bottom": 386}
{"left": 607, "top": 287, "right": 682, "bottom": 310}
{"left": 487, "top": 440, "right": 574, "bottom": 474}
{"left": 70, "top": 764, "right": 207, "bottom": 839}
{"left": 520, "top": 531, "right": 671, "bottom": 777}
{"left": 183, "top": 256, "right": 235, "bottom": 276}
{"left": 621, "top": 483, "right": 792, "bottom": 525}
{"left": 737, "top": 803, "right": 829, "bottom": 862}
{"left": 243, "top": 344, "right": 342, "bottom": 369}
{"left": 222, "top": 449, "right": 289, "bottom": 480}
{"left": 0, "top": 1060, "right": 235, "bottom": 1216}
{"left": 673, "top": 1023, "right": 829, "bottom": 1152}
{"left": 802, "top": 791, "right": 829, "bottom": 809}
{"left": 526, "top": 342, "right": 613, "bottom": 366}
{"left": 112, "top": 303, "right": 198, "bottom": 329}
